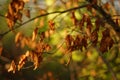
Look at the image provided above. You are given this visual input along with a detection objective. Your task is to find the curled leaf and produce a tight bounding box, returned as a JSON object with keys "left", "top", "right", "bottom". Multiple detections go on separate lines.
{"left": 32, "top": 28, "right": 38, "bottom": 41}
{"left": 8, "top": 60, "right": 16, "bottom": 73}
{"left": 99, "top": 29, "right": 114, "bottom": 53}
{"left": 18, "top": 53, "right": 27, "bottom": 71}
{"left": 15, "top": 32, "right": 22, "bottom": 43}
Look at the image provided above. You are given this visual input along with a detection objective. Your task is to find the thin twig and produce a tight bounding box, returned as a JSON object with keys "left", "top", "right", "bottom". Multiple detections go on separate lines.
{"left": 86, "top": 0, "right": 120, "bottom": 32}
{"left": 0, "top": 4, "right": 88, "bottom": 37}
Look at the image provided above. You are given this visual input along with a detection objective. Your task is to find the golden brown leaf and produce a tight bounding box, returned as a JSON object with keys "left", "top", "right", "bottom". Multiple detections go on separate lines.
{"left": 104, "top": 2, "right": 111, "bottom": 11}
{"left": 16, "top": 12, "right": 22, "bottom": 22}
{"left": 18, "top": 53, "right": 27, "bottom": 71}
{"left": 86, "top": 27, "right": 91, "bottom": 37}
{"left": 99, "top": 29, "right": 114, "bottom": 53}
{"left": 15, "top": 32, "right": 23, "bottom": 46}
{"left": 6, "top": 0, "right": 25, "bottom": 29}
{"left": 48, "top": 20, "right": 55, "bottom": 30}
{"left": 24, "top": 9, "right": 30, "bottom": 18}
{"left": 90, "top": 30, "right": 98, "bottom": 46}
{"left": 65, "top": 35, "right": 74, "bottom": 48}
{"left": 8, "top": 60, "right": 16, "bottom": 73}
{"left": 71, "top": 11, "right": 78, "bottom": 26}
{"left": 44, "top": 44, "right": 51, "bottom": 52}
{"left": 79, "top": 14, "right": 88, "bottom": 29}
{"left": 99, "top": 43, "right": 107, "bottom": 53}
{"left": 28, "top": 51, "right": 39, "bottom": 70}
{"left": 32, "top": 28, "right": 38, "bottom": 41}
{"left": 102, "top": 28, "right": 110, "bottom": 38}
{"left": 5, "top": 13, "right": 14, "bottom": 29}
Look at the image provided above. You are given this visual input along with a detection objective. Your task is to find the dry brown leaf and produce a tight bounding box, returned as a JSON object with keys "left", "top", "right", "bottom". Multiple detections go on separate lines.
{"left": 86, "top": 27, "right": 91, "bottom": 37}
{"left": 65, "top": 35, "right": 74, "bottom": 49}
{"left": 18, "top": 54, "right": 27, "bottom": 71}
{"left": 90, "top": 30, "right": 98, "bottom": 46}
{"left": 48, "top": 20, "right": 55, "bottom": 30}
{"left": 99, "top": 43, "right": 107, "bottom": 53}
{"left": 16, "top": 12, "right": 22, "bottom": 22}
{"left": 32, "top": 28, "right": 38, "bottom": 41}
{"left": 71, "top": 11, "right": 78, "bottom": 26}
{"left": 45, "top": 44, "right": 51, "bottom": 52}
{"left": 15, "top": 32, "right": 22, "bottom": 43}
{"left": 8, "top": 60, "right": 16, "bottom": 73}
{"left": 24, "top": 9, "right": 30, "bottom": 18}
{"left": 28, "top": 52, "right": 39, "bottom": 70}
{"left": 99, "top": 28, "right": 114, "bottom": 53}
{"left": 6, "top": 0, "right": 25, "bottom": 29}
{"left": 33, "top": 53, "right": 39, "bottom": 70}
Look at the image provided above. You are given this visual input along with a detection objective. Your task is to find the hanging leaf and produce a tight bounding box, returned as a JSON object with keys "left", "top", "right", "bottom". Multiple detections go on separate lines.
{"left": 32, "top": 28, "right": 38, "bottom": 41}
{"left": 95, "top": 18, "right": 101, "bottom": 31}
{"left": 18, "top": 54, "right": 27, "bottom": 71}
{"left": 65, "top": 35, "right": 74, "bottom": 49}
{"left": 71, "top": 11, "right": 78, "bottom": 26}
{"left": 99, "top": 28, "right": 114, "bottom": 53}
{"left": 90, "top": 30, "right": 98, "bottom": 46}
{"left": 8, "top": 60, "right": 16, "bottom": 73}
{"left": 15, "top": 32, "right": 23, "bottom": 47}
{"left": 48, "top": 20, "right": 55, "bottom": 30}
{"left": 24, "top": 9, "right": 30, "bottom": 18}
{"left": 28, "top": 51, "right": 41, "bottom": 70}
{"left": 86, "top": 17, "right": 92, "bottom": 37}
{"left": 6, "top": 0, "right": 25, "bottom": 29}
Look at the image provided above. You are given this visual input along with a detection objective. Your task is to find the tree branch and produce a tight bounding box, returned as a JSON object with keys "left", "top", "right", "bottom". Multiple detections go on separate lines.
{"left": 0, "top": 4, "right": 88, "bottom": 38}
{"left": 86, "top": 0, "right": 120, "bottom": 32}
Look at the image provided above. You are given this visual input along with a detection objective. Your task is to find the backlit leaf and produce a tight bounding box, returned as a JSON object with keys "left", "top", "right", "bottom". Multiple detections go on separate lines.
{"left": 8, "top": 60, "right": 16, "bottom": 73}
